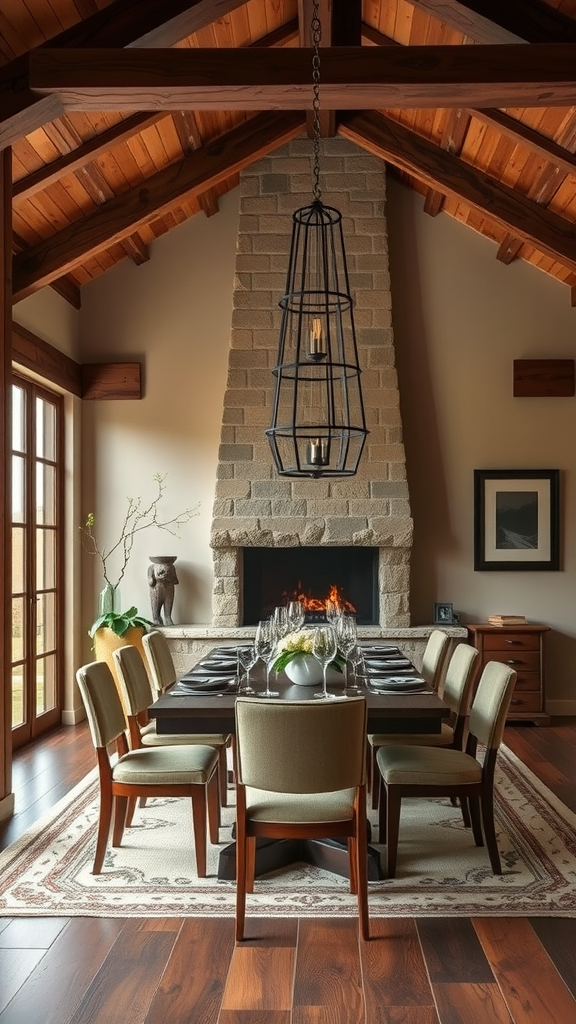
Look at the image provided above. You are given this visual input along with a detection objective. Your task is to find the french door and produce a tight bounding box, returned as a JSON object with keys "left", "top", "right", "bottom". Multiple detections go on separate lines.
{"left": 11, "top": 376, "right": 64, "bottom": 748}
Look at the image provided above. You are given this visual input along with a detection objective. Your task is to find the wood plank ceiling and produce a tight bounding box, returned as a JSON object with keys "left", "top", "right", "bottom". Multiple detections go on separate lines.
{"left": 3, "top": 0, "right": 576, "bottom": 310}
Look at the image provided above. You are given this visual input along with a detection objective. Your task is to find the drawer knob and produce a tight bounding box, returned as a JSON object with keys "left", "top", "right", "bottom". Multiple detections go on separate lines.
{"left": 510, "top": 699, "right": 522, "bottom": 705}
{"left": 505, "top": 639, "right": 522, "bottom": 645}
{"left": 507, "top": 659, "right": 520, "bottom": 665}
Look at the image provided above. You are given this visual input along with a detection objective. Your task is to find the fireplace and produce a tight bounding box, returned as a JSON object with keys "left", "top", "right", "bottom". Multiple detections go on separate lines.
{"left": 242, "top": 547, "right": 379, "bottom": 625}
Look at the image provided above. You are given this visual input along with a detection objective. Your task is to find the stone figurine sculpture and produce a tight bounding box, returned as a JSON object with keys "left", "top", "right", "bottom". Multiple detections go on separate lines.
{"left": 148, "top": 556, "right": 179, "bottom": 625}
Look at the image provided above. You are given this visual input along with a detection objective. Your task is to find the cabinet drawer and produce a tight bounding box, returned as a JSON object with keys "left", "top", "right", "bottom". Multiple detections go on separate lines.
{"left": 507, "top": 690, "right": 542, "bottom": 714}
{"left": 482, "top": 633, "right": 540, "bottom": 652}
{"left": 512, "top": 672, "right": 541, "bottom": 693}
{"left": 482, "top": 650, "right": 540, "bottom": 672}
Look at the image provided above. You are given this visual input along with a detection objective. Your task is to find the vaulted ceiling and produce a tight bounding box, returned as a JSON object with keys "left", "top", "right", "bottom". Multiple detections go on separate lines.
{"left": 4, "top": 0, "right": 576, "bottom": 311}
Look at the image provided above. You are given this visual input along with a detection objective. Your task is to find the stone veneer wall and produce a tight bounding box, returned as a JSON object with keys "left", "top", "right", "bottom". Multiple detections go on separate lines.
{"left": 210, "top": 137, "right": 413, "bottom": 629}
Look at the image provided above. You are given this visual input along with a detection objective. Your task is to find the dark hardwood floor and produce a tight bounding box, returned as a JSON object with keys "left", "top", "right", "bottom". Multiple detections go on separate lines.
{"left": 1, "top": 719, "right": 576, "bottom": 1023}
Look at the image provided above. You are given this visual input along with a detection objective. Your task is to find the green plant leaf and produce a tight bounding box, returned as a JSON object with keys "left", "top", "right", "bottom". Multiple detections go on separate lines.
{"left": 88, "top": 608, "right": 152, "bottom": 639}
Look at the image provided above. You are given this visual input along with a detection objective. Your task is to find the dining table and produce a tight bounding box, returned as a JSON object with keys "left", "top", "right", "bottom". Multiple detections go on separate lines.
{"left": 148, "top": 643, "right": 450, "bottom": 881}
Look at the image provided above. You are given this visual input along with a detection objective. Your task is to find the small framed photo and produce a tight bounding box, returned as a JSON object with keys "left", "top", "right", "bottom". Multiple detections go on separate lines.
{"left": 474, "top": 469, "right": 560, "bottom": 571}
{"left": 434, "top": 602, "right": 454, "bottom": 624}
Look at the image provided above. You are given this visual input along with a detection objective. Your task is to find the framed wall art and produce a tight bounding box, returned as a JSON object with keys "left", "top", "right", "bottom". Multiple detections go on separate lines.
{"left": 474, "top": 469, "right": 560, "bottom": 571}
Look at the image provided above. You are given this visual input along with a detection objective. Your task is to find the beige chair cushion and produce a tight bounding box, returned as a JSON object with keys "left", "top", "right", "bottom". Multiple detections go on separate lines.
{"left": 76, "top": 661, "right": 127, "bottom": 748}
{"left": 112, "top": 744, "right": 219, "bottom": 786}
{"left": 113, "top": 645, "right": 154, "bottom": 716}
{"left": 369, "top": 723, "right": 454, "bottom": 748}
{"left": 140, "top": 722, "right": 229, "bottom": 747}
{"left": 376, "top": 744, "right": 482, "bottom": 787}
{"left": 245, "top": 786, "right": 357, "bottom": 824}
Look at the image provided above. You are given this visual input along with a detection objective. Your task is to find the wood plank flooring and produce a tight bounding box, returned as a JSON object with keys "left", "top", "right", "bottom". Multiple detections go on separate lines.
{"left": 1, "top": 720, "right": 576, "bottom": 1023}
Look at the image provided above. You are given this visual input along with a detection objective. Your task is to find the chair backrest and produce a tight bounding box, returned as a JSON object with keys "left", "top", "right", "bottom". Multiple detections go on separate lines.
{"left": 469, "top": 661, "right": 517, "bottom": 751}
{"left": 421, "top": 630, "right": 451, "bottom": 690}
{"left": 113, "top": 644, "right": 155, "bottom": 717}
{"left": 76, "top": 661, "right": 127, "bottom": 749}
{"left": 442, "top": 643, "right": 479, "bottom": 716}
{"left": 235, "top": 696, "right": 367, "bottom": 794}
{"left": 142, "top": 630, "right": 177, "bottom": 695}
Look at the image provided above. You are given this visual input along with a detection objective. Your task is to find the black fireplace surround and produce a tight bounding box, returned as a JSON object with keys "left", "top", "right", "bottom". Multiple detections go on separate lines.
{"left": 242, "top": 546, "right": 379, "bottom": 625}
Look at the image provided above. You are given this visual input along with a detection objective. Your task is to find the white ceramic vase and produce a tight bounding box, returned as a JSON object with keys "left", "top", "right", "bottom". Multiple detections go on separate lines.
{"left": 284, "top": 654, "right": 341, "bottom": 687}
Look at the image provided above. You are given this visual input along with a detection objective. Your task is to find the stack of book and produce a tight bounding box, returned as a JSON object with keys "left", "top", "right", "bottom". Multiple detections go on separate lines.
{"left": 487, "top": 614, "right": 526, "bottom": 626}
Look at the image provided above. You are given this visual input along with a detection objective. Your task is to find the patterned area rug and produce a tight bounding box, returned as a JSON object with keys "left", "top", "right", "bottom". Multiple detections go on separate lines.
{"left": 1, "top": 745, "right": 575, "bottom": 918}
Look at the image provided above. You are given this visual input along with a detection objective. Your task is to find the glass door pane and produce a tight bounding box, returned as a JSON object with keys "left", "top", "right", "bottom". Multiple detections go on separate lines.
{"left": 11, "top": 378, "right": 63, "bottom": 747}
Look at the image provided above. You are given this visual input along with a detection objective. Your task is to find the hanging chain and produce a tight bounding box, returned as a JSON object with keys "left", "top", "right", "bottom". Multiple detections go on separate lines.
{"left": 311, "top": 0, "right": 322, "bottom": 201}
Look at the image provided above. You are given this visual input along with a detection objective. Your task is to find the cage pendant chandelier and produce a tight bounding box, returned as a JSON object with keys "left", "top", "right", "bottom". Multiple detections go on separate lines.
{"left": 265, "top": 3, "right": 368, "bottom": 479}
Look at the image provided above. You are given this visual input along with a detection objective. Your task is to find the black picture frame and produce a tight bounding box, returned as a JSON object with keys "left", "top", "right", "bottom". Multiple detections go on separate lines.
{"left": 474, "top": 469, "right": 560, "bottom": 571}
{"left": 434, "top": 602, "right": 454, "bottom": 624}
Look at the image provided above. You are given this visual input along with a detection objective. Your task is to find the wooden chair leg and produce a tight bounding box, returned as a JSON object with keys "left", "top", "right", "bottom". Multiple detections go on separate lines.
{"left": 218, "top": 746, "right": 228, "bottom": 807}
{"left": 190, "top": 789, "right": 208, "bottom": 878}
{"left": 355, "top": 803, "right": 370, "bottom": 941}
{"left": 207, "top": 771, "right": 220, "bottom": 846}
{"left": 235, "top": 815, "right": 247, "bottom": 941}
{"left": 468, "top": 795, "right": 484, "bottom": 847}
{"left": 481, "top": 788, "right": 502, "bottom": 874}
{"left": 112, "top": 795, "right": 128, "bottom": 847}
{"left": 92, "top": 785, "right": 113, "bottom": 874}
{"left": 460, "top": 796, "right": 472, "bottom": 829}
{"left": 126, "top": 796, "right": 137, "bottom": 828}
{"left": 371, "top": 746, "right": 379, "bottom": 810}
{"left": 246, "top": 836, "right": 256, "bottom": 894}
{"left": 348, "top": 836, "right": 358, "bottom": 894}
{"left": 378, "top": 775, "right": 387, "bottom": 843}
{"left": 384, "top": 786, "right": 402, "bottom": 879}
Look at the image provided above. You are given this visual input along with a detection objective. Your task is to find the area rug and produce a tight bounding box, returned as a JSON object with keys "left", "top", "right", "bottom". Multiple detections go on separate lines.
{"left": 1, "top": 745, "right": 575, "bottom": 918}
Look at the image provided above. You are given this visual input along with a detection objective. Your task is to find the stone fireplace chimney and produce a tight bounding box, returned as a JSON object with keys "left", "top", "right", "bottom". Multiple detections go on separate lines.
{"left": 210, "top": 137, "right": 413, "bottom": 628}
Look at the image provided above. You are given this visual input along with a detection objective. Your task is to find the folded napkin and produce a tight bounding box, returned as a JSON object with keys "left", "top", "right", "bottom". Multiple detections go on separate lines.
{"left": 171, "top": 677, "right": 234, "bottom": 694}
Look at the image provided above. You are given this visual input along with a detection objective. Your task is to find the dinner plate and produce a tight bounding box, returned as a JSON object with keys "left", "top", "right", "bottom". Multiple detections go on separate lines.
{"left": 362, "top": 645, "right": 400, "bottom": 655}
{"left": 365, "top": 657, "right": 411, "bottom": 669}
{"left": 199, "top": 659, "right": 237, "bottom": 673}
{"left": 368, "top": 676, "right": 427, "bottom": 692}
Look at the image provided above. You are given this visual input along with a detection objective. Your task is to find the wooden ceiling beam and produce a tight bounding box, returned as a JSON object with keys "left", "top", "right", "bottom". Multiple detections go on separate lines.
{"left": 406, "top": 0, "right": 576, "bottom": 45}
{"left": 12, "top": 111, "right": 306, "bottom": 301}
{"left": 20, "top": 45, "right": 576, "bottom": 119}
{"left": 13, "top": 112, "right": 166, "bottom": 203}
{"left": 0, "top": 0, "right": 250, "bottom": 150}
{"left": 12, "top": 230, "right": 81, "bottom": 307}
{"left": 339, "top": 110, "right": 576, "bottom": 275}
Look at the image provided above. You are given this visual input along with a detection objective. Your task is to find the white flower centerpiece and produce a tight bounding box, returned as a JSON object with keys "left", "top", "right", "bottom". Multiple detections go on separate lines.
{"left": 272, "top": 627, "right": 345, "bottom": 687}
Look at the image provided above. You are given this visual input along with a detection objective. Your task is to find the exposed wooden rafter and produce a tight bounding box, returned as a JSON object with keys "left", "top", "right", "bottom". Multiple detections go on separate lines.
{"left": 12, "top": 111, "right": 306, "bottom": 301}
{"left": 405, "top": 0, "right": 576, "bottom": 44}
{"left": 339, "top": 110, "right": 576, "bottom": 276}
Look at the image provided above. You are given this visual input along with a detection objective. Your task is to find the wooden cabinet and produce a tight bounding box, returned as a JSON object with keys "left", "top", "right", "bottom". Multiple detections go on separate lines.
{"left": 467, "top": 624, "right": 550, "bottom": 724}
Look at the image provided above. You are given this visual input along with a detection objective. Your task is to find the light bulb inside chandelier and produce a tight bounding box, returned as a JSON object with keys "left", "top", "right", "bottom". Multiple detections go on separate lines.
{"left": 265, "top": 0, "right": 368, "bottom": 479}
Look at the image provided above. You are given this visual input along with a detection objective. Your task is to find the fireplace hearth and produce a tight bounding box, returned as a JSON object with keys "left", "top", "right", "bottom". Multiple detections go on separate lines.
{"left": 242, "top": 547, "right": 379, "bottom": 625}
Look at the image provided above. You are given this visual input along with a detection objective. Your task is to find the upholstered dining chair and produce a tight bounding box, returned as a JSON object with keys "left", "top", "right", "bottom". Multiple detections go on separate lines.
{"left": 367, "top": 628, "right": 453, "bottom": 807}
{"left": 376, "top": 661, "right": 517, "bottom": 879}
{"left": 420, "top": 629, "right": 452, "bottom": 692}
{"left": 368, "top": 643, "right": 479, "bottom": 808}
{"left": 142, "top": 629, "right": 231, "bottom": 807}
{"left": 234, "top": 695, "right": 370, "bottom": 942}
{"left": 76, "top": 660, "right": 220, "bottom": 877}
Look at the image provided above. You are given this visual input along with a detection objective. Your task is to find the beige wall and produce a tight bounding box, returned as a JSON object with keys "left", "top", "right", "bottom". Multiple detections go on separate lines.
{"left": 13, "top": 287, "right": 81, "bottom": 359}
{"left": 79, "top": 190, "right": 239, "bottom": 650}
{"left": 387, "top": 177, "right": 576, "bottom": 713}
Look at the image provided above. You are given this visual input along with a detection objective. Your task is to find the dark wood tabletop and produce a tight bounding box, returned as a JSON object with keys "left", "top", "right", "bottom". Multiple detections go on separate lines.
{"left": 149, "top": 651, "right": 450, "bottom": 737}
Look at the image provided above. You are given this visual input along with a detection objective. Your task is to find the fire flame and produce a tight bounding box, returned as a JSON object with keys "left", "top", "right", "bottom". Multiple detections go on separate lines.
{"left": 283, "top": 582, "right": 356, "bottom": 614}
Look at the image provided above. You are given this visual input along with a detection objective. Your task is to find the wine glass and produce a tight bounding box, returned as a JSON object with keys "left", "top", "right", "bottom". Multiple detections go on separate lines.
{"left": 254, "top": 618, "right": 279, "bottom": 697}
{"left": 349, "top": 643, "right": 367, "bottom": 694}
{"left": 336, "top": 613, "right": 358, "bottom": 693}
{"left": 287, "top": 599, "right": 305, "bottom": 632}
{"left": 273, "top": 605, "right": 290, "bottom": 640}
{"left": 237, "top": 645, "right": 258, "bottom": 694}
{"left": 325, "top": 598, "right": 339, "bottom": 625}
{"left": 312, "top": 624, "right": 338, "bottom": 700}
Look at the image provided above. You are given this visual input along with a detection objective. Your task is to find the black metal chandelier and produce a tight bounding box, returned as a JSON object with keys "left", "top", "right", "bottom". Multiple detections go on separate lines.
{"left": 265, "top": 2, "right": 368, "bottom": 479}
